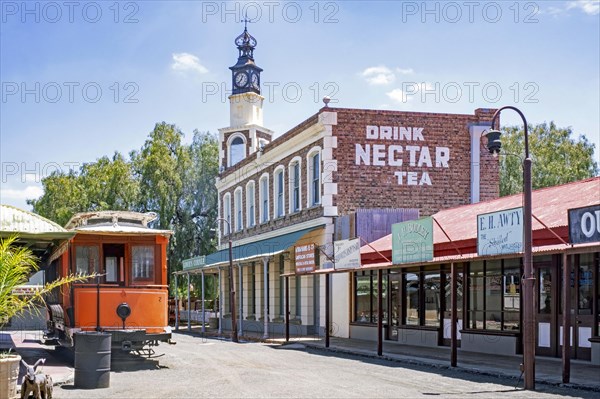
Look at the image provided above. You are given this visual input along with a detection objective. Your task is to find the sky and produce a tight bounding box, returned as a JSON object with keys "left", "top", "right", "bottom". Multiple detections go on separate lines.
{"left": 1, "top": 0, "right": 599, "bottom": 211}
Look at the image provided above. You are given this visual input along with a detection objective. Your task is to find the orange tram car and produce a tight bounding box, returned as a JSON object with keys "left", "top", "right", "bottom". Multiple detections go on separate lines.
{"left": 45, "top": 211, "right": 172, "bottom": 354}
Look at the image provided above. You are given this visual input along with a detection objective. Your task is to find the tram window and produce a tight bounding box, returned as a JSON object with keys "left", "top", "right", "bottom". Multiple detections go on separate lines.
{"left": 75, "top": 246, "right": 99, "bottom": 275}
{"left": 132, "top": 245, "right": 155, "bottom": 283}
{"left": 105, "top": 257, "right": 118, "bottom": 283}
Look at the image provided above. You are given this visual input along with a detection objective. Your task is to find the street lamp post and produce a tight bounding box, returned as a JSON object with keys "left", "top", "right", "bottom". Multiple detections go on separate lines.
{"left": 220, "top": 217, "right": 238, "bottom": 343}
{"left": 201, "top": 213, "right": 238, "bottom": 343}
{"left": 484, "top": 105, "right": 535, "bottom": 390}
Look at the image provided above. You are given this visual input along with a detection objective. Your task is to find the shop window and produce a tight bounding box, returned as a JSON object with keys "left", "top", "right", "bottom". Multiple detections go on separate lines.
{"left": 132, "top": 245, "right": 155, "bottom": 283}
{"left": 246, "top": 181, "right": 255, "bottom": 228}
{"left": 403, "top": 269, "right": 441, "bottom": 327}
{"left": 75, "top": 246, "right": 99, "bottom": 275}
{"left": 353, "top": 270, "right": 387, "bottom": 324}
{"left": 579, "top": 253, "right": 594, "bottom": 315}
{"left": 467, "top": 259, "right": 521, "bottom": 332}
{"left": 234, "top": 187, "right": 243, "bottom": 232}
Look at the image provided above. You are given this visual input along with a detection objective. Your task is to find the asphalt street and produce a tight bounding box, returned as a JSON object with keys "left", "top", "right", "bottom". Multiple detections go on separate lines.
{"left": 55, "top": 332, "right": 595, "bottom": 398}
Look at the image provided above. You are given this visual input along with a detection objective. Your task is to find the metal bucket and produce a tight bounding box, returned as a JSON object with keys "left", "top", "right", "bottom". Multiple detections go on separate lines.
{"left": 74, "top": 332, "right": 111, "bottom": 389}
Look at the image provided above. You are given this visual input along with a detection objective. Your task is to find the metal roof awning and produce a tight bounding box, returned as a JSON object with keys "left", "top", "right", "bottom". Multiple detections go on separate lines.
{"left": 177, "top": 226, "right": 322, "bottom": 274}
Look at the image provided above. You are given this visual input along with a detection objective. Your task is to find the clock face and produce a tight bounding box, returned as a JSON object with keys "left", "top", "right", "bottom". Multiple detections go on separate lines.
{"left": 251, "top": 73, "right": 259, "bottom": 88}
{"left": 235, "top": 72, "right": 248, "bottom": 87}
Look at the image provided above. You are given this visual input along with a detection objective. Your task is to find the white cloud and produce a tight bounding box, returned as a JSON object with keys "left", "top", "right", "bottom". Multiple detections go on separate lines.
{"left": 567, "top": 1, "right": 600, "bottom": 15}
{"left": 386, "top": 82, "right": 434, "bottom": 103}
{"left": 361, "top": 66, "right": 396, "bottom": 85}
{"left": 395, "top": 68, "right": 415, "bottom": 75}
{"left": 0, "top": 185, "right": 43, "bottom": 200}
{"left": 171, "top": 53, "right": 209, "bottom": 75}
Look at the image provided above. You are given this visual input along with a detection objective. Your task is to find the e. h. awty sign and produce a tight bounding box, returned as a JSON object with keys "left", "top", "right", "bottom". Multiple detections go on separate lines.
{"left": 477, "top": 207, "right": 523, "bottom": 256}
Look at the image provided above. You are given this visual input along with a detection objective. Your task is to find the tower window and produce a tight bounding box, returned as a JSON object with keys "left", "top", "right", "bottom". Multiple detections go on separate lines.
{"left": 228, "top": 135, "right": 246, "bottom": 167}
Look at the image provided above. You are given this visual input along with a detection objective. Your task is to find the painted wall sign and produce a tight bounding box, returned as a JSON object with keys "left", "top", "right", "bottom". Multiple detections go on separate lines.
{"left": 295, "top": 243, "right": 316, "bottom": 273}
{"left": 333, "top": 238, "right": 361, "bottom": 270}
{"left": 569, "top": 204, "right": 600, "bottom": 244}
{"left": 355, "top": 125, "right": 450, "bottom": 186}
{"left": 477, "top": 207, "right": 523, "bottom": 256}
{"left": 392, "top": 217, "right": 434, "bottom": 264}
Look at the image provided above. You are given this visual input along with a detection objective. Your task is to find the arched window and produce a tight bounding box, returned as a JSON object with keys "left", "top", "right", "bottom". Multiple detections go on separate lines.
{"left": 288, "top": 157, "right": 302, "bottom": 213}
{"left": 234, "top": 187, "right": 243, "bottom": 232}
{"left": 259, "top": 174, "right": 269, "bottom": 223}
{"left": 307, "top": 149, "right": 321, "bottom": 207}
{"left": 223, "top": 193, "right": 232, "bottom": 235}
{"left": 228, "top": 134, "right": 246, "bottom": 167}
{"left": 246, "top": 181, "right": 255, "bottom": 228}
{"left": 274, "top": 166, "right": 285, "bottom": 218}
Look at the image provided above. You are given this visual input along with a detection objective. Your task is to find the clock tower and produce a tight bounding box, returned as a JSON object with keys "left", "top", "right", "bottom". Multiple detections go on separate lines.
{"left": 219, "top": 26, "right": 273, "bottom": 170}
{"left": 227, "top": 26, "right": 266, "bottom": 128}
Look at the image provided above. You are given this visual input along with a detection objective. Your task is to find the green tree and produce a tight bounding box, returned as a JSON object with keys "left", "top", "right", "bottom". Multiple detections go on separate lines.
{"left": 0, "top": 236, "right": 91, "bottom": 324}
{"left": 27, "top": 171, "right": 87, "bottom": 226}
{"left": 499, "top": 122, "right": 599, "bottom": 196}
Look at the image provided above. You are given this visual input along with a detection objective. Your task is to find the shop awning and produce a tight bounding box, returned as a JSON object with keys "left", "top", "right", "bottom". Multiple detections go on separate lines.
{"left": 178, "top": 226, "right": 322, "bottom": 274}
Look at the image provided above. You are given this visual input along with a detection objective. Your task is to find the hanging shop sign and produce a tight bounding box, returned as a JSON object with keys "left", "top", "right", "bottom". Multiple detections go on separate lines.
{"left": 392, "top": 217, "right": 433, "bottom": 264}
{"left": 295, "top": 243, "right": 316, "bottom": 273}
{"left": 569, "top": 204, "right": 600, "bottom": 244}
{"left": 182, "top": 256, "right": 206, "bottom": 270}
{"left": 333, "top": 238, "right": 361, "bottom": 270}
{"left": 477, "top": 207, "right": 523, "bottom": 256}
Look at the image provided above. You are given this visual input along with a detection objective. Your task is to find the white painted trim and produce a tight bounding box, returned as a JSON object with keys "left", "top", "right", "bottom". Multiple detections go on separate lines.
{"left": 234, "top": 187, "right": 243, "bottom": 232}
{"left": 258, "top": 173, "right": 270, "bottom": 224}
{"left": 288, "top": 156, "right": 302, "bottom": 214}
{"left": 227, "top": 132, "right": 247, "bottom": 168}
{"left": 306, "top": 147, "right": 322, "bottom": 208}
{"left": 273, "top": 165, "right": 286, "bottom": 219}
{"left": 217, "top": 123, "right": 324, "bottom": 191}
{"left": 245, "top": 180, "right": 256, "bottom": 228}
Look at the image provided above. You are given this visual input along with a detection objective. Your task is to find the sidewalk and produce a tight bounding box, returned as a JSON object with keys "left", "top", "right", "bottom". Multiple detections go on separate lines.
{"left": 268, "top": 335, "right": 600, "bottom": 392}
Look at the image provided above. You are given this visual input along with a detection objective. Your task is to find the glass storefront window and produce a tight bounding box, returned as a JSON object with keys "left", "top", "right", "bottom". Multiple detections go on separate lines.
{"left": 579, "top": 253, "right": 594, "bottom": 315}
{"left": 467, "top": 259, "right": 521, "bottom": 332}
{"left": 424, "top": 271, "right": 441, "bottom": 327}
{"left": 405, "top": 272, "right": 420, "bottom": 325}
{"left": 353, "top": 271, "right": 387, "bottom": 324}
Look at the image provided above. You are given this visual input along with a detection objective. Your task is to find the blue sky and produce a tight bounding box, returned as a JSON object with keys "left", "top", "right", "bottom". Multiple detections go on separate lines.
{"left": 1, "top": 0, "right": 599, "bottom": 211}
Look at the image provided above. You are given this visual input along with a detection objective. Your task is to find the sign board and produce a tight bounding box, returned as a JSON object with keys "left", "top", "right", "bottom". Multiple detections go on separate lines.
{"left": 12, "top": 285, "right": 42, "bottom": 296}
{"left": 334, "top": 238, "right": 361, "bottom": 270}
{"left": 392, "top": 217, "right": 433, "bottom": 264}
{"left": 295, "top": 244, "right": 316, "bottom": 273}
{"left": 182, "top": 256, "right": 206, "bottom": 270}
{"left": 569, "top": 204, "right": 600, "bottom": 244}
{"left": 477, "top": 207, "right": 523, "bottom": 256}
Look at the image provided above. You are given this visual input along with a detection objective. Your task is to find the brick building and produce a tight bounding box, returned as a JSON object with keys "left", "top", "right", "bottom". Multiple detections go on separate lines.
{"left": 181, "top": 27, "right": 499, "bottom": 338}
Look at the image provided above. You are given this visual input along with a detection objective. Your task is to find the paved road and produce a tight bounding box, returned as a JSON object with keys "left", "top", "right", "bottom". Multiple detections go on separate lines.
{"left": 55, "top": 332, "right": 594, "bottom": 398}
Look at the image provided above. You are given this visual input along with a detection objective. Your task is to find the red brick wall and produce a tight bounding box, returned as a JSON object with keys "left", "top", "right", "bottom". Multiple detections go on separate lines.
{"left": 330, "top": 108, "right": 499, "bottom": 216}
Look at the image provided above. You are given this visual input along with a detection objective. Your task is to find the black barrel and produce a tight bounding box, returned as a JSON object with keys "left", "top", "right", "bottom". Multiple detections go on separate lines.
{"left": 74, "top": 331, "right": 111, "bottom": 389}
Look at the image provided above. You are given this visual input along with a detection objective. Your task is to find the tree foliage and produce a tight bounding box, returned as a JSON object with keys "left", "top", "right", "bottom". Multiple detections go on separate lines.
{"left": 27, "top": 122, "right": 219, "bottom": 298}
{"left": 499, "top": 122, "right": 599, "bottom": 196}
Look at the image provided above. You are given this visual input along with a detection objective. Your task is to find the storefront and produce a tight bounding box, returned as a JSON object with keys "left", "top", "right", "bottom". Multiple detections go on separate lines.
{"left": 347, "top": 178, "right": 600, "bottom": 367}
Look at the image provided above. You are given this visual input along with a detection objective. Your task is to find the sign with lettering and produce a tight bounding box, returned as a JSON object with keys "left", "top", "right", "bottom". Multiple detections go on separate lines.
{"left": 182, "top": 256, "right": 206, "bottom": 270}
{"left": 568, "top": 204, "right": 600, "bottom": 244}
{"left": 334, "top": 238, "right": 361, "bottom": 270}
{"left": 477, "top": 207, "right": 523, "bottom": 256}
{"left": 392, "top": 217, "right": 434, "bottom": 264}
{"left": 295, "top": 243, "right": 316, "bottom": 273}
{"left": 355, "top": 125, "right": 450, "bottom": 186}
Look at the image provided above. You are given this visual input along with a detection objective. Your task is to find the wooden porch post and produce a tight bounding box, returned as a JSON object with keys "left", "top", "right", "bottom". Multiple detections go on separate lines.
{"left": 562, "top": 252, "right": 571, "bottom": 383}
{"left": 377, "top": 268, "right": 383, "bottom": 356}
{"left": 451, "top": 262, "right": 458, "bottom": 367}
